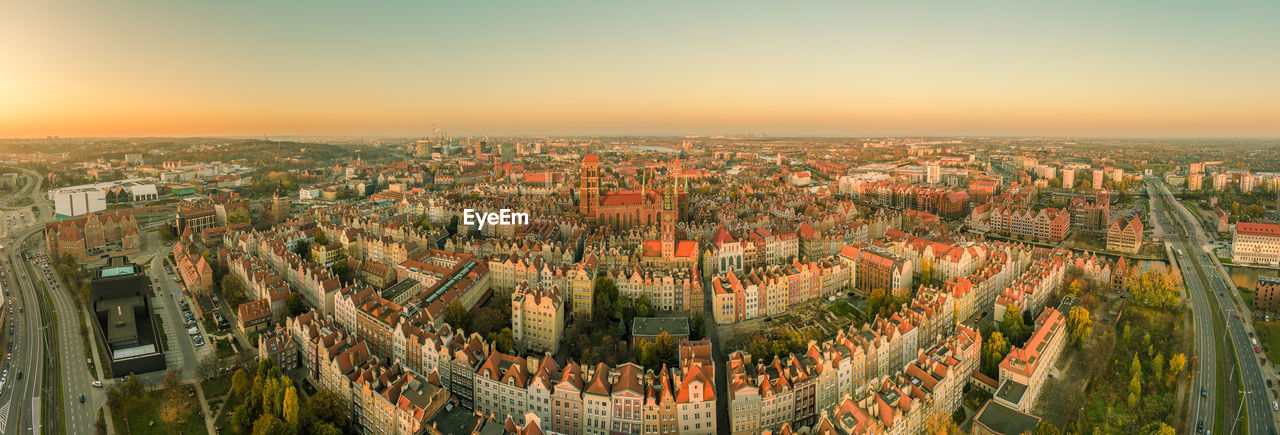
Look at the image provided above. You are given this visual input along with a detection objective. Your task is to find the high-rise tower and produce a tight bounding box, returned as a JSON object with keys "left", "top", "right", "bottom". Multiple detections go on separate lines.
{"left": 579, "top": 154, "right": 599, "bottom": 217}
{"left": 661, "top": 163, "right": 678, "bottom": 259}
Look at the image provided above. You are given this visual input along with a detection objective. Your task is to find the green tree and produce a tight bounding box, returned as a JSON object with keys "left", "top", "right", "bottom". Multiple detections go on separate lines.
{"left": 313, "top": 231, "right": 329, "bottom": 246}
{"left": 488, "top": 328, "right": 514, "bottom": 354}
{"left": 689, "top": 312, "right": 706, "bottom": 340}
{"left": 232, "top": 368, "right": 251, "bottom": 399}
{"left": 443, "top": 300, "right": 469, "bottom": 331}
{"left": 1033, "top": 421, "right": 1062, "bottom": 435}
{"left": 982, "top": 332, "right": 1010, "bottom": 377}
{"left": 1128, "top": 371, "right": 1142, "bottom": 407}
{"left": 1151, "top": 353, "right": 1165, "bottom": 385}
{"left": 301, "top": 390, "right": 349, "bottom": 432}
{"left": 285, "top": 292, "right": 306, "bottom": 318}
{"left": 635, "top": 295, "right": 654, "bottom": 318}
{"left": 654, "top": 332, "right": 678, "bottom": 367}
{"left": 1001, "top": 306, "right": 1029, "bottom": 346}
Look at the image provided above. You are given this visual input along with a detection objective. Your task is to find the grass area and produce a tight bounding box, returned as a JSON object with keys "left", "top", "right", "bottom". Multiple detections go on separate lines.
{"left": 1239, "top": 287, "right": 1255, "bottom": 310}
{"left": 215, "top": 338, "right": 236, "bottom": 359}
{"left": 111, "top": 389, "right": 208, "bottom": 435}
{"left": 211, "top": 397, "right": 232, "bottom": 434}
{"left": 36, "top": 276, "right": 65, "bottom": 433}
{"left": 201, "top": 374, "right": 233, "bottom": 399}
{"left": 827, "top": 300, "right": 855, "bottom": 317}
{"left": 1254, "top": 321, "right": 1280, "bottom": 363}
{"left": 1079, "top": 304, "right": 1190, "bottom": 432}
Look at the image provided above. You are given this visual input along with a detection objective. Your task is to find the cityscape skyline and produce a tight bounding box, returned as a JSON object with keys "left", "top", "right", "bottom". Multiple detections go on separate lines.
{"left": 3, "top": 1, "right": 1279, "bottom": 138}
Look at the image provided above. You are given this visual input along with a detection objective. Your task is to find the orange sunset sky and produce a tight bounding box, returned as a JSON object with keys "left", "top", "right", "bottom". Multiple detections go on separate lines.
{"left": 2, "top": 1, "right": 1278, "bottom": 138}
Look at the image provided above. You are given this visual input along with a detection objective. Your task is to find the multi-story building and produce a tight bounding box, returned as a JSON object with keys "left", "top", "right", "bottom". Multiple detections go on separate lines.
{"left": 552, "top": 362, "right": 585, "bottom": 434}
{"left": 1255, "top": 276, "right": 1280, "bottom": 314}
{"left": 1068, "top": 190, "right": 1109, "bottom": 232}
{"left": 674, "top": 361, "right": 716, "bottom": 434}
{"left": 474, "top": 352, "right": 530, "bottom": 425}
{"left": 583, "top": 363, "right": 614, "bottom": 435}
{"left": 45, "top": 210, "right": 141, "bottom": 262}
{"left": 996, "top": 308, "right": 1065, "bottom": 412}
{"left": 258, "top": 324, "right": 299, "bottom": 371}
{"left": 1106, "top": 215, "right": 1144, "bottom": 254}
{"left": 1233, "top": 222, "right": 1280, "bottom": 266}
{"left": 511, "top": 281, "right": 564, "bottom": 355}
{"left": 611, "top": 363, "right": 645, "bottom": 435}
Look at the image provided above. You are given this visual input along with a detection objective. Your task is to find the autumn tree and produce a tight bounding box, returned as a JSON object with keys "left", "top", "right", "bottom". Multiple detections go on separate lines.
{"left": 1169, "top": 353, "right": 1187, "bottom": 378}
{"left": 1067, "top": 306, "right": 1094, "bottom": 347}
{"left": 283, "top": 386, "right": 300, "bottom": 428}
{"left": 159, "top": 370, "right": 194, "bottom": 427}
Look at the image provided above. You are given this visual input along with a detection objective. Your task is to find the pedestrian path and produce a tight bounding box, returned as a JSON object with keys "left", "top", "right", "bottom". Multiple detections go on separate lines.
{"left": 0, "top": 401, "right": 9, "bottom": 429}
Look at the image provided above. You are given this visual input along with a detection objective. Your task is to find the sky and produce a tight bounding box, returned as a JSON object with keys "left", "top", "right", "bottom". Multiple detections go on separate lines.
{"left": 1, "top": 1, "right": 1278, "bottom": 138}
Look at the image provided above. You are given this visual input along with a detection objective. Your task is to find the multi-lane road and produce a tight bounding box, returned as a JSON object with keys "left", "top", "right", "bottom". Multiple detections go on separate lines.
{"left": 1150, "top": 179, "right": 1277, "bottom": 435}
{"left": 0, "top": 168, "right": 110, "bottom": 434}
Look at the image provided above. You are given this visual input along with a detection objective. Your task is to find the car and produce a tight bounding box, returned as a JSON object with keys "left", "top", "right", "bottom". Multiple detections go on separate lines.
{"left": 121, "top": 375, "right": 130, "bottom": 382}
{"left": 92, "top": 381, "right": 103, "bottom": 388}
{"left": 1257, "top": 346, "right": 1263, "bottom": 353}
{"left": 1274, "top": 401, "right": 1279, "bottom": 411}
{"left": 16, "top": 371, "right": 21, "bottom": 380}
{"left": 1236, "top": 313, "right": 1241, "bottom": 319}
{"left": 79, "top": 394, "right": 85, "bottom": 404}
{"left": 1202, "top": 387, "right": 1208, "bottom": 397}
{"left": 1198, "top": 420, "right": 1204, "bottom": 433}
{"left": 1268, "top": 379, "right": 1273, "bottom": 387}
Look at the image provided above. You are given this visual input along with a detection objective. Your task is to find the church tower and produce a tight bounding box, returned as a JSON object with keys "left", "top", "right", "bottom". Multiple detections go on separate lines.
{"left": 580, "top": 154, "right": 599, "bottom": 217}
{"left": 661, "top": 162, "right": 678, "bottom": 259}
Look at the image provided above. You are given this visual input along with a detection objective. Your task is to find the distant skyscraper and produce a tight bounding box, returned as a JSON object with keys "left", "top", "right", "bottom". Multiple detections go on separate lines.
{"left": 926, "top": 164, "right": 941, "bottom": 185}
{"left": 1062, "top": 169, "right": 1075, "bottom": 189}
{"left": 1092, "top": 169, "right": 1105, "bottom": 190}
{"left": 475, "top": 140, "right": 484, "bottom": 157}
{"left": 776, "top": 152, "right": 783, "bottom": 166}
{"left": 502, "top": 143, "right": 515, "bottom": 163}
{"left": 415, "top": 140, "right": 432, "bottom": 158}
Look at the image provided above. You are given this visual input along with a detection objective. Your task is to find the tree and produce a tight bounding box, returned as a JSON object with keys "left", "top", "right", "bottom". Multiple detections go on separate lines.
{"left": 302, "top": 390, "right": 349, "bottom": 432}
{"left": 1139, "top": 422, "right": 1176, "bottom": 435}
{"left": 1128, "top": 370, "right": 1142, "bottom": 407}
{"left": 488, "top": 328, "right": 514, "bottom": 354}
{"left": 285, "top": 292, "right": 306, "bottom": 318}
{"left": 253, "top": 413, "right": 288, "bottom": 435}
{"left": 982, "top": 332, "right": 1010, "bottom": 377}
{"left": 920, "top": 258, "right": 934, "bottom": 285}
{"left": 232, "top": 368, "right": 251, "bottom": 399}
{"left": 443, "top": 300, "right": 470, "bottom": 331}
{"left": 1001, "top": 306, "right": 1029, "bottom": 346}
{"left": 1169, "top": 353, "right": 1187, "bottom": 378}
{"left": 635, "top": 295, "right": 654, "bottom": 318}
{"left": 282, "top": 386, "right": 300, "bottom": 428}
{"left": 1033, "top": 422, "right": 1063, "bottom": 435}
{"left": 313, "top": 231, "right": 329, "bottom": 246}
{"left": 1067, "top": 281, "right": 1082, "bottom": 297}
{"left": 689, "top": 313, "right": 706, "bottom": 340}
{"left": 222, "top": 274, "right": 249, "bottom": 307}
{"left": 636, "top": 340, "right": 657, "bottom": 368}
{"left": 654, "top": 332, "right": 678, "bottom": 367}
{"left": 1151, "top": 353, "right": 1165, "bottom": 385}
{"left": 160, "top": 370, "right": 193, "bottom": 427}
{"left": 1066, "top": 306, "right": 1094, "bottom": 347}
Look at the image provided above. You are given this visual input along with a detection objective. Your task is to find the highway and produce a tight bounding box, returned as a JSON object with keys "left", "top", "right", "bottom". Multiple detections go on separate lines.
{"left": 1150, "top": 179, "right": 1277, "bottom": 435}
{"left": 0, "top": 168, "right": 110, "bottom": 434}
{"left": 0, "top": 171, "right": 49, "bottom": 434}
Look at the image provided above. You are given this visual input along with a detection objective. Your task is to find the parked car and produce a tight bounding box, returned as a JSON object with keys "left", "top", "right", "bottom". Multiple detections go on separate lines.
{"left": 92, "top": 381, "right": 103, "bottom": 388}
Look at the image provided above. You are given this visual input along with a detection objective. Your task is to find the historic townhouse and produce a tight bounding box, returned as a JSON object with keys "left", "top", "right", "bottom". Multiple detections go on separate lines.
{"left": 511, "top": 281, "right": 565, "bottom": 355}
